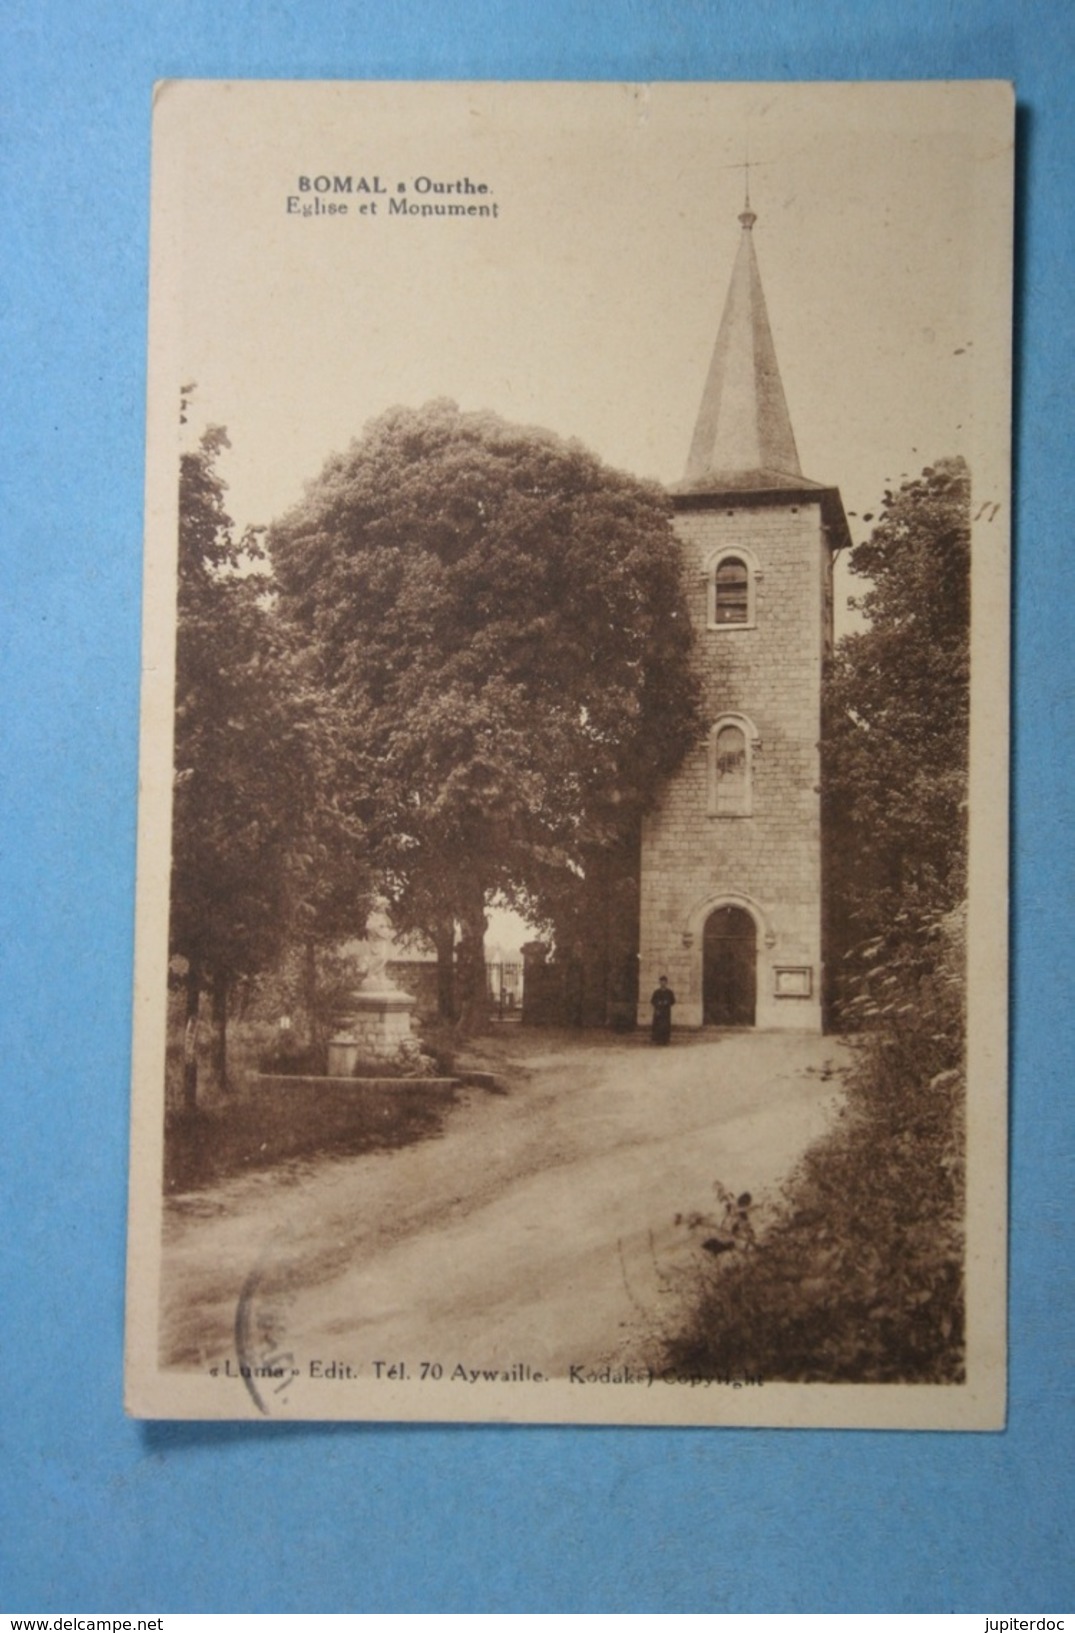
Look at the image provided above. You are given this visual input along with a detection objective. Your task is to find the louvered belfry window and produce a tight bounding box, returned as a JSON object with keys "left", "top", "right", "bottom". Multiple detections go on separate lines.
{"left": 714, "top": 556, "right": 749, "bottom": 623}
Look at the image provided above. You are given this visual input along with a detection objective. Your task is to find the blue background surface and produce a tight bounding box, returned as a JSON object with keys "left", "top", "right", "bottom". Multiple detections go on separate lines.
{"left": 1, "top": 0, "right": 1072, "bottom": 1613}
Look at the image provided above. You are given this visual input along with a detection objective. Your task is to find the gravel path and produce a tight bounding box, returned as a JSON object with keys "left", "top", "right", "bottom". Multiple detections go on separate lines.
{"left": 159, "top": 1028, "right": 847, "bottom": 1392}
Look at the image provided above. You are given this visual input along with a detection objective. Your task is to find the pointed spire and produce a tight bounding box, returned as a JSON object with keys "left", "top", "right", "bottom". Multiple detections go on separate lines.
{"left": 683, "top": 201, "right": 802, "bottom": 490}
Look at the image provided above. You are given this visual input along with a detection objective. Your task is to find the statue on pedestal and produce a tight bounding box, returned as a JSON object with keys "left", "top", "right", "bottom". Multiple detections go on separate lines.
{"left": 328, "top": 897, "right": 417, "bottom": 1074}
{"left": 356, "top": 899, "right": 401, "bottom": 995}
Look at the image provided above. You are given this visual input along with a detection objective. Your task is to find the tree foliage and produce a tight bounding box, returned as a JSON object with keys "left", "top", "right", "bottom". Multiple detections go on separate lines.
{"left": 170, "top": 423, "right": 369, "bottom": 1099}
{"left": 270, "top": 400, "right": 700, "bottom": 1026}
{"left": 823, "top": 457, "right": 971, "bottom": 1001}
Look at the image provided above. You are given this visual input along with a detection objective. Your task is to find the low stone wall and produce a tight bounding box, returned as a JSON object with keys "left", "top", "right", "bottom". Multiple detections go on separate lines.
{"left": 521, "top": 957, "right": 637, "bottom": 1030}
{"left": 386, "top": 959, "right": 440, "bottom": 1018}
{"left": 254, "top": 1074, "right": 458, "bottom": 1094}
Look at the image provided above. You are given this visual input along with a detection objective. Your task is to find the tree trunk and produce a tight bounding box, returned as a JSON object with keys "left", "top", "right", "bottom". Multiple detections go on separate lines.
{"left": 434, "top": 920, "right": 457, "bottom": 1022}
{"left": 182, "top": 968, "right": 201, "bottom": 1112}
{"left": 211, "top": 971, "right": 229, "bottom": 1094}
{"left": 303, "top": 937, "right": 319, "bottom": 1046}
{"left": 454, "top": 890, "right": 488, "bottom": 1035}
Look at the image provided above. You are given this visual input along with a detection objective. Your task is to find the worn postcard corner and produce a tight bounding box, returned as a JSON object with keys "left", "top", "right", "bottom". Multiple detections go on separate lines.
{"left": 127, "top": 80, "right": 1013, "bottom": 1428}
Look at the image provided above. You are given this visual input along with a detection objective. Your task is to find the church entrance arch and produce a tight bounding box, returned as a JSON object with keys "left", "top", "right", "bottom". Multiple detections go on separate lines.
{"left": 703, "top": 905, "right": 757, "bottom": 1026}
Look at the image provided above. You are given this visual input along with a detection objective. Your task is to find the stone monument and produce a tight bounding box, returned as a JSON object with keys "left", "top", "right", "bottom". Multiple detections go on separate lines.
{"left": 327, "top": 901, "right": 418, "bottom": 1075}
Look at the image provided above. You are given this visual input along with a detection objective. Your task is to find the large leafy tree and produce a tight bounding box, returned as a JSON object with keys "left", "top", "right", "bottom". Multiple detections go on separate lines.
{"left": 270, "top": 399, "right": 700, "bottom": 1028}
{"left": 823, "top": 456, "right": 971, "bottom": 1009}
{"left": 171, "top": 422, "right": 368, "bottom": 1101}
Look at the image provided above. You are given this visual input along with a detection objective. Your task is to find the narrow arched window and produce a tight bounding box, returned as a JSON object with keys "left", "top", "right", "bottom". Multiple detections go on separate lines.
{"left": 704, "top": 546, "right": 759, "bottom": 629}
{"left": 714, "top": 723, "right": 747, "bottom": 812}
{"left": 714, "top": 557, "right": 749, "bottom": 624}
{"left": 708, "top": 715, "right": 757, "bottom": 817}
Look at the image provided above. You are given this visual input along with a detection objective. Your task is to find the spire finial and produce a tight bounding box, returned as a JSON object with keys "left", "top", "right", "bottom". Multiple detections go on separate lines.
{"left": 727, "top": 149, "right": 757, "bottom": 228}
{"left": 740, "top": 143, "right": 757, "bottom": 228}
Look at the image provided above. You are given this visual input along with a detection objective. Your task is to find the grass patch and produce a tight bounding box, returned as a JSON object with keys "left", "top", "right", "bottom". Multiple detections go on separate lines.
{"left": 163, "top": 1080, "right": 456, "bottom": 1194}
{"left": 162, "top": 1004, "right": 476, "bottom": 1191}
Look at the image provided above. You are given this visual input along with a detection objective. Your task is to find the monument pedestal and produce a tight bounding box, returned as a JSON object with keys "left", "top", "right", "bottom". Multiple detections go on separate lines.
{"left": 327, "top": 986, "right": 418, "bottom": 1075}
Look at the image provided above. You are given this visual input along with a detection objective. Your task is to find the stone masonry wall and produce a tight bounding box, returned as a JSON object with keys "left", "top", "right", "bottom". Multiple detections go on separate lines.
{"left": 639, "top": 496, "right": 829, "bottom": 1030}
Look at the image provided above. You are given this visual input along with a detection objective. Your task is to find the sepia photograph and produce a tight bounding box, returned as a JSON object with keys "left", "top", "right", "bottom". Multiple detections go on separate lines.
{"left": 125, "top": 79, "right": 1013, "bottom": 1426}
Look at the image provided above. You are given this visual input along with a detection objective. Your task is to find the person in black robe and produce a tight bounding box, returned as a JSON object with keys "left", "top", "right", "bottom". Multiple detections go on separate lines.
{"left": 650, "top": 975, "right": 675, "bottom": 1044}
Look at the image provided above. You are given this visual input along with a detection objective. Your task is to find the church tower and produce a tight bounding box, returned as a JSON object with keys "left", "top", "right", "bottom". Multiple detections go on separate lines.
{"left": 638, "top": 198, "right": 851, "bottom": 1032}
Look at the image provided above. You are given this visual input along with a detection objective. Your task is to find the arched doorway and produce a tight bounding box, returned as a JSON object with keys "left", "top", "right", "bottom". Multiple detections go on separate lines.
{"left": 703, "top": 905, "right": 757, "bottom": 1026}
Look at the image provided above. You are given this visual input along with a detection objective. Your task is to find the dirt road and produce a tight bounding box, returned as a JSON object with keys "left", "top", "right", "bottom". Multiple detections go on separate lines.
{"left": 160, "top": 1029, "right": 846, "bottom": 1385}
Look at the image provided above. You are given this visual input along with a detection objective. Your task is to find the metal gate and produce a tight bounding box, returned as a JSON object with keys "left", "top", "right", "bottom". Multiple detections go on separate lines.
{"left": 486, "top": 960, "right": 523, "bottom": 1020}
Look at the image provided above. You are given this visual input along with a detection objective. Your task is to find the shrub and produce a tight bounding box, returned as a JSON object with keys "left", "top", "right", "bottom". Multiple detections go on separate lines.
{"left": 415, "top": 1023, "right": 459, "bottom": 1078}
{"left": 668, "top": 908, "right": 965, "bottom": 1383}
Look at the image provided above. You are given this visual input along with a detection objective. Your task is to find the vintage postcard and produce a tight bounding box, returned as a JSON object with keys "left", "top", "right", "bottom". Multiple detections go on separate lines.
{"left": 126, "top": 80, "right": 1013, "bottom": 1426}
